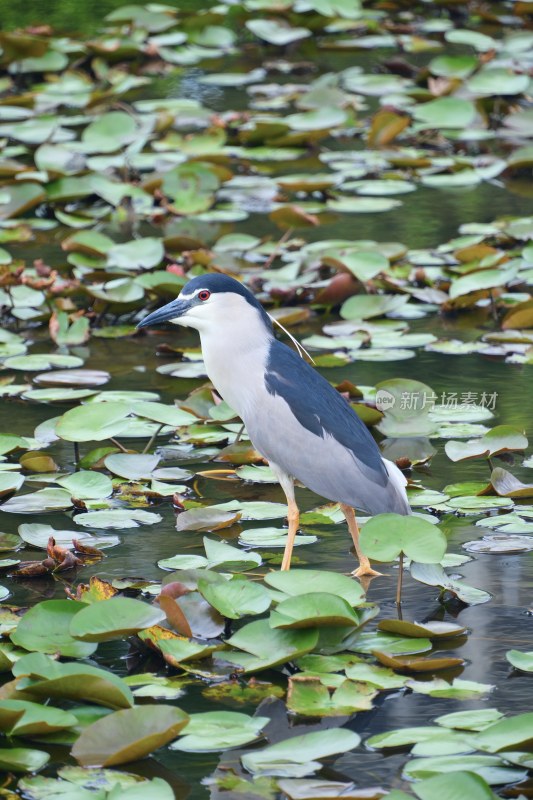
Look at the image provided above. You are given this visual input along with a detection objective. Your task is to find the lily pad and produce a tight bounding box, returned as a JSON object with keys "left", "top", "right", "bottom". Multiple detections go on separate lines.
{"left": 69, "top": 597, "right": 165, "bottom": 642}
{"left": 171, "top": 710, "right": 269, "bottom": 752}
{"left": 241, "top": 727, "right": 361, "bottom": 777}
{"left": 72, "top": 705, "right": 189, "bottom": 767}
{"left": 360, "top": 514, "right": 446, "bottom": 564}
{"left": 264, "top": 569, "right": 364, "bottom": 606}
{"left": 10, "top": 600, "right": 97, "bottom": 658}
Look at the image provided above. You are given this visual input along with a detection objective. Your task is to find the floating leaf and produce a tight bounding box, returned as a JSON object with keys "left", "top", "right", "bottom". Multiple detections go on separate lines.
{"left": 56, "top": 402, "right": 131, "bottom": 442}
{"left": 72, "top": 705, "right": 189, "bottom": 767}
{"left": 506, "top": 649, "right": 533, "bottom": 672}
{"left": 14, "top": 654, "right": 134, "bottom": 708}
{"left": 241, "top": 727, "right": 361, "bottom": 777}
{"left": 0, "top": 747, "right": 49, "bottom": 773}
{"left": 246, "top": 20, "right": 311, "bottom": 45}
{"left": 287, "top": 676, "right": 377, "bottom": 717}
{"left": 264, "top": 569, "right": 364, "bottom": 606}
{"left": 11, "top": 600, "right": 97, "bottom": 658}
{"left": 70, "top": 597, "right": 165, "bottom": 642}
{"left": 74, "top": 509, "right": 162, "bottom": 529}
{"left": 270, "top": 593, "right": 361, "bottom": 629}
{"left": 360, "top": 514, "right": 446, "bottom": 564}
{"left": 56, "top": 470, "right": 113, "bottom": 500}
{"left": 198, "top": 577, "right": 270, "bottom": 619}
{"left": 171, "top": 710, "right": 269, "bottom": 752}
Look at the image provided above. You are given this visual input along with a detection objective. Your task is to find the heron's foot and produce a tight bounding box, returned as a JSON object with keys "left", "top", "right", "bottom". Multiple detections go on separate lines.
{"left": 351, "top": 565, "right": 383, "bottom": 578}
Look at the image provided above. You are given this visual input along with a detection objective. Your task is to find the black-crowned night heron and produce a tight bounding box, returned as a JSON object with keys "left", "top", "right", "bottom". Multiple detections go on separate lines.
{"left": 138, "top": 274, "right": 410, "bottom": 576}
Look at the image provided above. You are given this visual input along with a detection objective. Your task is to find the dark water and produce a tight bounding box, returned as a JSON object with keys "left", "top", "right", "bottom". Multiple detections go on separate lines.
{"left": 0, "top": 3, "right": 533, "bottom": 798}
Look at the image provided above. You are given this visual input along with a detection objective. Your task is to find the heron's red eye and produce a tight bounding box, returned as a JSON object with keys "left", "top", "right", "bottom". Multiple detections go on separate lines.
{"left": 198, "top": 290, "right": 211, "bottom": 301}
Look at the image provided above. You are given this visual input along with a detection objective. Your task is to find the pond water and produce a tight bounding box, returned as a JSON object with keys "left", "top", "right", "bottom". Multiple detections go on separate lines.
{"left": 1, "top": 1, "right": 533, "bottom": 798}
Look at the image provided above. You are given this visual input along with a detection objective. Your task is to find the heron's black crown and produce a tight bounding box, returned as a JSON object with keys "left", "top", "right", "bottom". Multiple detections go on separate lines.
{"left": 182, "top": 274, "right": 273, "bottom": 330}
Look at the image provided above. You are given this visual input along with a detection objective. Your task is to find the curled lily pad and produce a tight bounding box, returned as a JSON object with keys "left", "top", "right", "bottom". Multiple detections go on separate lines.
{"left": 445, "top": 426, "right": 528, "bottom": 462}
{"left": 506, "top": 650, "right": 533, "bottom": 673}
{"left": 0, "top": 747, "right": 49, "bottom": 773}
{"left": 13, "top": 653, "right": 133, "bottom": 709}
{"left": 377, "top": 619, "right": 466, "bottom": 639}
{"left": 473, "top": 713, "right": 533, "bottom": 752}
{"left": 176, "top": 507, "right": 242, "bottom": 532}
{"left": 0, "top": 699, "right": 77, "bottom": 737}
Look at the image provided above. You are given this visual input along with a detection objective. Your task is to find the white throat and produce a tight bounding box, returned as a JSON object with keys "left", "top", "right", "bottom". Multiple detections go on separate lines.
{"left": 190, "top": 295, "right": 273, "bottom": 417}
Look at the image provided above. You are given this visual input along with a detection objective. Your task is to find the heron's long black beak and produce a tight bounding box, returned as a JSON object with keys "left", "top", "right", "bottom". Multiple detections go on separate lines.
{"left": 136, "top": 298, "right": 191, "bottom": 329}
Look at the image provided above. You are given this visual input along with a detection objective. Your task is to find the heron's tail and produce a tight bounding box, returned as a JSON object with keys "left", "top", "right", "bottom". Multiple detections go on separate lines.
{"left": 382, "top": 458, "right": 412, "bottom": 515}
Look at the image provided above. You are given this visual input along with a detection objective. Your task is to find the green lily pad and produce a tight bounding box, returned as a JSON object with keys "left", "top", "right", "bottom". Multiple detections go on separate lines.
{"left": 413, "top": 772, "right": 499, "bottom": 800}
{"left": 360, "top": 514, "right": 446, "bottom": 564}
{"left": 225, "top": 619, "right": 319, "bottom": 672}
{"left": 74, "top": 509, "right": 162, "bottom": 529}
{"left": 241, "top": 727, "right": 361, "bottom": 777}
{"left": 0, "top": 746, "right": 49, "bottom": 773}
{"left": 171, "top": 710, "right": 269, "bottom": 752}
{"left": 264, "top": 570, "right": 365, "bottom": 606}
{"left": 198, "top": 577, "right": 270, "bottom": 619}
{"left": 203, "top": 537, "right": 262, "bottom": 570}
{"left": 246, "top": 19, "right": 311, "bottom": 45}
{"left": 55, "top": 402, "right": 131, "bottom": 442}
{"left": 13, "top": 652, "right": 134, "bottom": 708}
{"left": 0, "top": 699, "right": 77, "bottom": 737}
{"left": 4, "top": 354, "right": 83, "bottom": 371}
{"left": 270, "top": 592, "right": 361, "bottom": 629}
{"left": 69, "top": 597, "right": 165, "bottom": 642}
{"left": 11, "top": 600, "right": 97, "bottom": 658}
{"left": 403, "top": 753, "right": 524, "bottom": 785}
{"left": 287, "top": 676, "right": 377, "bottom": 717}
{"left": 1, "top": 488, "right": 73, "bottom": 514}
{"left": 377, "top": 619, "right": 466, "bottom": 639}
{"left": 435, "top": 709, "right": 504, "bottom": 731}
{"left": 474, "top": 713, "right": 533, "bottom": 752}
{"left": 104, "top": 453, "right": 160, "bottom": 480}
{"left": 506, "top": 649, "right": 533, "bottom": 672}
{"left": 18, "top": 523, "right": 119, "bottom": 550}
{"left": 56, "top": 470, "right": 113, "bottom": 500}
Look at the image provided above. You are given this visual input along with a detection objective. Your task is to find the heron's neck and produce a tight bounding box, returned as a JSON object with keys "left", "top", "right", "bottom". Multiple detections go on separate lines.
{"left": 198, "top": 315, "right": 273, "bottom": 417}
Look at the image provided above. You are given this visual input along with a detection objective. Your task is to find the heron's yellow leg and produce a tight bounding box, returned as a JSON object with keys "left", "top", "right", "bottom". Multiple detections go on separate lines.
{"left": 341, "top": 503, "right": 383, "bottom": 577}
{"left": 281, "top": 497, "right": 299, "bottom": 571}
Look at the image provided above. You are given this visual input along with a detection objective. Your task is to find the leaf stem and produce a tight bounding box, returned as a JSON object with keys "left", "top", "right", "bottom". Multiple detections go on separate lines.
{"left": 110, "top": 438, "right": 129, "bottom": 453}
{"left": 396, "top": 551, "right": 404, "bottom": 609}
{"left": 143, "top": 424, "right": 164, "bottom": 454}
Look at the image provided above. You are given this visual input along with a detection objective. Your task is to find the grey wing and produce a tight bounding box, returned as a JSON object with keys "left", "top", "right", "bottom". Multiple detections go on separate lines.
{"left": 243, "top": 345, "right": 409, "bottom": 514}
